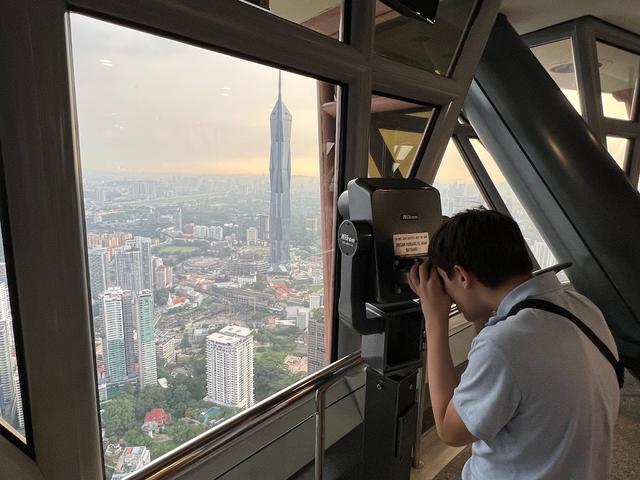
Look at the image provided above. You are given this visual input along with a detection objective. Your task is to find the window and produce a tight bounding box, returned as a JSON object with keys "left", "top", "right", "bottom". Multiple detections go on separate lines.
{"left": 374, "top": 0, "right": 477, "bottom": 75}
{"left": 531, "top": 38, "right": 582, "bottom": 115}
{"left": 433, "top": 139, "right": 486, "bottom": 217}
{"left": 241, "top": 0, "right": 343, "bottom": 39}
{"left": 0, "top": 229, "right": 26, "bottom": 443}
{"left": 368, "top": 95, "right": 434, "bottom": 178}
{"left": 597, "top": 42, "right": 639, "bottom": 120}
{"left": 70, "top": 14, "right": 337, "bottom": 476}
{"left": 605, "top": 136, "right": 631, "bottom": 170}
{"left": 469, "top": 139, "right": 560, "bottom": 271}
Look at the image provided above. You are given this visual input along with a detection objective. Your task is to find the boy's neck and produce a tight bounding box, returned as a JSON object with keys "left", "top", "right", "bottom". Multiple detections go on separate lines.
{"left": 488, "top": 273, "right": 535, "bottom": 312}
{"left": 472, "top": 273, "right": 534, "bottom": 332}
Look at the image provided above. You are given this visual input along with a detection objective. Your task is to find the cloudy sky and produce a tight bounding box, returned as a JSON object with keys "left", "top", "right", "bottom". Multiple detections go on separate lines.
{"left": 70, "top": 13, "right": 631, "bottom": 183}
{"left": 70, "top": 13, "right": 322, "bottom": 177}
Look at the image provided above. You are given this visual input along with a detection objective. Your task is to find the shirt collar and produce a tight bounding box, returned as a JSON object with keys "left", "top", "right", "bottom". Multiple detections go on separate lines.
{"left": 486, "top": 271, "right": 563, "bottom": 326}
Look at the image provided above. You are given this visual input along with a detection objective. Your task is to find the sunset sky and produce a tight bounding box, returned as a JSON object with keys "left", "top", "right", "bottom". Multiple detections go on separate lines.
{"left": 71, "top": 14, "right": 322, "bottom": 177}
{"left": 70, "top": 14, "right": 632, "bottom": 182}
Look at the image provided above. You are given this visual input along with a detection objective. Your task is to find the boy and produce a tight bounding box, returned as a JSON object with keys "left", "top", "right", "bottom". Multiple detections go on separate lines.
{"left": 408, "top": 209, "right": 620, "bottom": 479}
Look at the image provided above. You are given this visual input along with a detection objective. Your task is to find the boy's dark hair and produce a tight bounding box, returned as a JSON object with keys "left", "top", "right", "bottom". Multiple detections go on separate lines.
{"left": 428, "top": 209, "right": 533, "bottom": 288}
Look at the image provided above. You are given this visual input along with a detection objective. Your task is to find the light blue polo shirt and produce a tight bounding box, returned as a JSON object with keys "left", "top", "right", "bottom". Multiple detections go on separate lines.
{"left": 453, "top": 272, "right": 620, "bottom": 480}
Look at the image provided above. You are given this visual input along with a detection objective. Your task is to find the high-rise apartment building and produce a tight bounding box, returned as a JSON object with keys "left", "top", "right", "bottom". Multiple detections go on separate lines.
{"left": 154, "top": 264, "right": 173, "bottom": 289}
{"left": 0, "top": 281, "right": 14, "bottom": 420}
{"left": 115, "top": 246, "right": 144, "bottom": 292}
{"left": 102, "top": 288, "right": 127, "bottom": 382}
{"left": 134, "top": 236, "right": 154, "bottom": 291}
{"left": 209, "top": 225, "right": 224, "bottom": 241}
{"left": 174, "top": 208, "right": 183, "bottom": 232}
{"left": 307, "top": 308, "right": 326, "bottom": 374}
{"left": 137, "top": 290, "right": 157, "bottom": 388}
{"left": 11, "top": 361, "right": 23, "bottom": 430}
{"left": 121, "top": 290, "right": 137, "bottom": 378}
{"left": 193, "top": 225, "right": 209, "bottom": 239}
{"left": 87, "top": 248, "right": 107, "bottom": 300}
{"left": 246, "top": 227, "right": 258, "bottom": 245}
{"left": 256, "top": 214, "right": 269, "bottom": 241}
{"left": 309, "top": 292, "right": 323, "bottom": 310}
{"left": 205, "top": 326, "right": 254, "bottom": 409}
{"left": 269, "top": 72, "right": 291, "bottom": 273}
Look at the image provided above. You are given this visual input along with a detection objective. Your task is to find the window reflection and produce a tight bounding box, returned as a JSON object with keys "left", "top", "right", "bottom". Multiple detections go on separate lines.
{"left": 374, "top": 0, "right": 477, "bottom": 75}
{"left": 243, "top": 0, "right": 342, "bottom": 39}
{"left": 531, "top": 38, "right": 582, "bottom": 115}
{"left": 368, "top": 95, "right": 434, "bottom": 178}
{"left": 597, "top": 42, "right": 640, "bottom": 120}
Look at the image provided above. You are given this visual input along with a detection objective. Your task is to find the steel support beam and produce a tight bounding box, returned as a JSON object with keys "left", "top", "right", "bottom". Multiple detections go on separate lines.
{"left": 465, "top": 14, "right": 640, "bottom": 372}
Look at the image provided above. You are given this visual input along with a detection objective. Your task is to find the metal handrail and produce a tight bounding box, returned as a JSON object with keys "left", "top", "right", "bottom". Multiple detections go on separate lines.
{"left": 126, "top": 351, "right": 364, "bottom": 480}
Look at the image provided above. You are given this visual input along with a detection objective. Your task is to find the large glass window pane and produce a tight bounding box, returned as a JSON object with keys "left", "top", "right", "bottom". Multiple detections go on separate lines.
{"left": 433, "top": 140, "right": 486, "bottom": 217}
{"left": 531, "top": 38, "right": 582, "bottom": 115}
{"left": 469, "top": 139, "right": 560, "bottom": 271}
{"left": 242, "top": 0, "right": 342, "bottom": 39}
{"left": 374, "top": 0, "right": 477, "bottom": 76}
{"left": 597, "top": 42, "right": 640, "bottom": 120}
{"left": 70, "top": 14, "right": 337, "bottom": 475}
{"left": 605, "top": 136, "right": 631, "bottom": 170}
{"left": 0, "top": 231, "right": 26, "bottom": 442}
{"left": 368, "top": 95, "right": 434, "bottom": 178}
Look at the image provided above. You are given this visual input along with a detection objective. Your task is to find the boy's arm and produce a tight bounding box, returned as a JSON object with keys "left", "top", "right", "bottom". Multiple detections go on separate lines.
{"left": 426, "top": 313, "right": 477, "bottom": 447}
{"left": 409, "top": 262, "right": 477, "bottom": 447}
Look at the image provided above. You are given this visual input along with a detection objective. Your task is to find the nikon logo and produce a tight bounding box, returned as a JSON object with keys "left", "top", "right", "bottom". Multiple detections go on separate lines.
{"left": 401, "top": 213, "right": 419, "bottom": 221}
{"left": 340, "top": 233, "right": 356, "bottom": 244}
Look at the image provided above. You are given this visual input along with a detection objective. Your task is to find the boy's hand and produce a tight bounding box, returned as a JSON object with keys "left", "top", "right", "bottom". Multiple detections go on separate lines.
{"left": 408, "top": 261, "right": 452, "bottom": 328}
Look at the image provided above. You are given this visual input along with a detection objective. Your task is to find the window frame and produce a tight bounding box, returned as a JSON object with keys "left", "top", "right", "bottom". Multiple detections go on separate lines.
{"left": 523, "top": 16, "right": 640, "bottom": 186}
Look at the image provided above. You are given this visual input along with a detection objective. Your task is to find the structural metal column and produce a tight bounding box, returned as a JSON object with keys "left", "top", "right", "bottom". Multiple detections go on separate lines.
{"left": 465, "top": 14, "right": 640, "bottom": 372}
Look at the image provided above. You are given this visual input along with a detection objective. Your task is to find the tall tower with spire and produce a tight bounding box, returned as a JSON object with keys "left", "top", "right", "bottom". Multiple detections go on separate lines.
{"left": 269, "top": 71, "right": 292, "bottom": 273}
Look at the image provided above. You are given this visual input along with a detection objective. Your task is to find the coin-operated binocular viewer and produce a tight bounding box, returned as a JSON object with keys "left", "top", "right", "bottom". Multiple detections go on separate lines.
{"left": 337, "top": 178, "right": 442, "bottom": 480}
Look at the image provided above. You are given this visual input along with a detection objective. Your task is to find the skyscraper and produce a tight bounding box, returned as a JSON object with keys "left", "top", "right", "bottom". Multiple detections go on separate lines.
{"left": 205, "top": 326, "right": 254, "bottom": 409}
{"left": 137, "top": 290, "right": 157, "bottom": 388}
{"left": 134, "top": 237, "right": 154, "bottom": 291}
{"left": 87, "top": 248, "right": 107, "bottom": 301}
{"left": 121, "top": 290, "right": 138, "bottom": 378}
{"left": 0, "top": 281, "right": 14, "bottom": 420}
{"left": 307, "top": 308, "right": 326, "bottom": 374}
{"left": 269, "top": 71, "right": 292, "bottom": 273}
{"left": 256, "top": 214, "right": 269, "bottom": 241}
{"left": 102, "top": 288, "right": 127, "bottom": 382}
{"left": 115, "top": 245, "right": 144, "bottom": 292}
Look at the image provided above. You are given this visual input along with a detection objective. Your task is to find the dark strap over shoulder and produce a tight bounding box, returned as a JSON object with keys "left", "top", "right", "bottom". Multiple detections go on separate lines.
{"left": 506, "top": 298, "right": 624, "bottom": 388}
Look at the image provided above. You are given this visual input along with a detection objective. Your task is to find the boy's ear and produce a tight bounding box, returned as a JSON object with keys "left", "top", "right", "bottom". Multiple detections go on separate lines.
{"left": 453, "top": 265, "right": 473, "bottom": 289}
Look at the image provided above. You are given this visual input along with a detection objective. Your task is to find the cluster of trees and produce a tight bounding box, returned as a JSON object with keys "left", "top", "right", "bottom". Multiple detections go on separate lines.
{"left": 253, "top": 326, "right": 305, "bottom": 402}
{"left": 101, "top": 372, "right": 208, "bottom": 457}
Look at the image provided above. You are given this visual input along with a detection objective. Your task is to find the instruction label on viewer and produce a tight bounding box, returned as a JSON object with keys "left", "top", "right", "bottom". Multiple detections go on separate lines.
{"left": 393, "top": 232, "right": 429, "bottom": 257}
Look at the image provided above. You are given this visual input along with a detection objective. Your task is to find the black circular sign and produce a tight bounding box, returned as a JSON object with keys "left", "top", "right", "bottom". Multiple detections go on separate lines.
{"left": 338, "top": 220, "right": 359, "bottom": 256}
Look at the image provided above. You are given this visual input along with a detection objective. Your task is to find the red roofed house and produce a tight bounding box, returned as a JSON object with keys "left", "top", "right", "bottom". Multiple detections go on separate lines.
{"left": 141, "top": 408, "right": 172, "bottom": 437}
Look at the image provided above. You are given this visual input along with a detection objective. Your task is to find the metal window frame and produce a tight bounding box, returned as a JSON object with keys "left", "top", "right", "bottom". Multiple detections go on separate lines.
{"left": 523, "top": 16, "right": 640, "bottom": 187}
{"left": 0, "top": 0, "right": 501, "bottom": 478}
